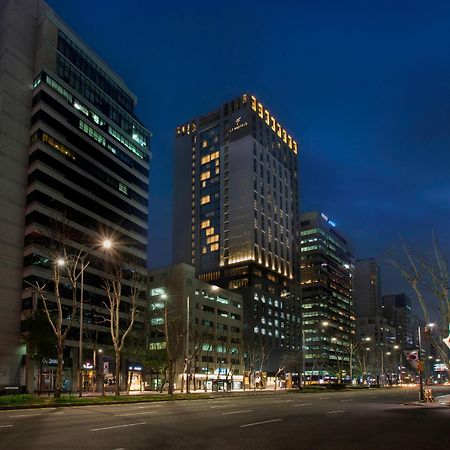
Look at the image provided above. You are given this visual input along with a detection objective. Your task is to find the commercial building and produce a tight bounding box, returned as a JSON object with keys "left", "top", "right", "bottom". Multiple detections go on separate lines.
{"left": 354, "top": 259, "right": 382, "bottom": 318}
{"left": 0, "top": 0, "right": 150, "bottom": 389}
{"left": 173, "top": 94, "right": 301, "bottom": 372}
{"left": 147, "top": 263, "right": 244, "bottom": 391}
{"left": 382, "top": 294, "right": 414, "bottom": 349}
{"left": 300, "top": 211, "right": 355, "bottom": 380}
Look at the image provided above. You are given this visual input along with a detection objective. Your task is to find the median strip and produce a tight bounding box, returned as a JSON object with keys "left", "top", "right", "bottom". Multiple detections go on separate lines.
{"left": 240, "top": 418, "right": 282, "bottom": 428}
{"left": 90, "top": 422, "right": 147, "bottom": 431}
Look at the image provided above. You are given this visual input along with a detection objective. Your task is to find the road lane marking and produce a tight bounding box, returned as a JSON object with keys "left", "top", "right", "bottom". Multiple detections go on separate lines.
{"left": 274, "top": 399, "right": 292, "bottom": 403}
{"left": 211, "top": 400, "right": 232, "bottom": 403}
{"left": 9, "top": 414, "right": 43, "bottom": 418}
{"left": 115, "top": 411, "right": 157, "bottom": 416}
{"left": 326, "top": 410, "right": 345, "bottom": 414}
{"left": 341, "top": 399, "right": 353, "bottom": 402}
{"left": 240, "top": 418, "right": 282, "bottom": 428}
{"left": 294, "top": 403, "right": 312, "bottom": 407}
{"left": 0, "top": 425, "right": 13, "bottom": 428}
{"left": 222, "top": 410, "right": 253, "bottom": 415}
{"left": 90, "top": 422, "right": 147, "bottom": 431}
{"left": 211, "top": 404, "right": 237, "bottom": 409}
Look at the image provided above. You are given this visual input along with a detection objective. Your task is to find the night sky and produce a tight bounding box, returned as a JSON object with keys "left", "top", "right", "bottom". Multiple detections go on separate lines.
{"left": 47, "top": 0, "right": 450, "bottom": 304}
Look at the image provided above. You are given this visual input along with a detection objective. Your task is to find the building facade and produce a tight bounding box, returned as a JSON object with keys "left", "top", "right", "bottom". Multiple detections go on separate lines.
{"left": 300, "top": 211, "right": 355, "bottom": 380}
{"left": 0, "top": 0, "right": 150, "bottom": 389}
{"left": 382, "top": 294, "right": 414, "bottom": 349}
{"left": 147, "top": 263, "right": 244, "bottom": 391}
{"left": 354, "top": 259, "right": 382, "bottom": 318}
{"left": 173, "top": 94, "right": 301, "bottom": 371}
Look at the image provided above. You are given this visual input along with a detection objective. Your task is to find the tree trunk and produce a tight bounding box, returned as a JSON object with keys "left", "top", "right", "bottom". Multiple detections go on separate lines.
{"left": 54, "top": 340, "right": 64, "bottom": 398}
{"left": 115, "top": 350, "right": 121, "bottom": 396}
{"left": 167, "top": 359, "right": 174, "bottom": 395}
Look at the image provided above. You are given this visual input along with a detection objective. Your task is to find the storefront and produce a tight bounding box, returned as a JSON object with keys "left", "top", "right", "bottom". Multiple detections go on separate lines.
{"left": 127, "top": 364, "right": 143, "bottom": 391}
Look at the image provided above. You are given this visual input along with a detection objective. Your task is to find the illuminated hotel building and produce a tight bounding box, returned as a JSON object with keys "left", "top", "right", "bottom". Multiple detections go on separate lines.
{"left": 173, "top": 94, "right": 301, "bottom": 369}
{"left": 0, "top": 0, "right": 149, "bottom": 389}
{"left": 300, "top": 211, "right": 355, "bottom": 379}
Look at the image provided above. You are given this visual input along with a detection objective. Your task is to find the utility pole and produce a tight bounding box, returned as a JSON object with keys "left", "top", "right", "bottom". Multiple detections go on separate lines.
{"left": 418, "top": 326, "right": 425, "bottom": 402}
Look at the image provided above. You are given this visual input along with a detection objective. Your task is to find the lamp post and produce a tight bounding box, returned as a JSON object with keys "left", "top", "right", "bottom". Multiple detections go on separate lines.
{"left": 185, "top": 294, "right": 190, "bottom": 394}
{"left": 320, "top": 321, "right": 329, "bottom": 382}
{"left": 78, "top": 239, "right": 111, "bottom": 397}
{"left": 393, "top": 345, "right": 400, "bottom": 384}
{"left": 418, "top": 325, "right": 425, "bottom": 402}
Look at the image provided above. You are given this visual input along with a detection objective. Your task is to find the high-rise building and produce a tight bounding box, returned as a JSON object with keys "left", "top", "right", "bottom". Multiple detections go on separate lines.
{"left": 300, "top": 211, "right": 355, "bottom": 379}
{"left": 354, "top": 258, "right": 382, "bottom": 318}
{"left": 382, "top": 294, "right": 414, "bottom": 349}
{"left": 147, "top": 263, "right": 244, "bottom": 391}
{"left": 0, "top": 0, "right": 150, "bottom": 388}
{"left": 173, "top": 94, "right": 301, "bottom": 370}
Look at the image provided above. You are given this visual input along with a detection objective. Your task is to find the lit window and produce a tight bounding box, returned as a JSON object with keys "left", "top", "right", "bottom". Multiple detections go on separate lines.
{"left": 202, "top": 140, "right": 208, "bottom": 148}
{"left": 210, "top": 243, "right": 219, "bottom": 251}
{"left": 276, "top": 124, "right": 282, "bottom": 138}
{"left": 251, "top": 96, "right": 257, "bottom": 111}
{"left": 118, "top": 183, "right": 128, "bottom": 194}
{"left": 264, "top": 109, "right": 270, "bottom": 125}
{"left": 201, "top": 220, "right": 210, "bottom": 229}
{"left": 282, "top": 129, "right": 287, "bottom": 143}
{"left": 201, "top": 195, "right": 210, "bottom": 205}
{"left": 201, "top": 155, "right": 211, "bottom": 164}
{"left": 200, "top": 171, "right": 211, "bottom": 181}
{"left": 258, "top": 103, "right": 263, "bottom": 118}
{"left": 206, "top": 227, "right": 215, "bottom": 236}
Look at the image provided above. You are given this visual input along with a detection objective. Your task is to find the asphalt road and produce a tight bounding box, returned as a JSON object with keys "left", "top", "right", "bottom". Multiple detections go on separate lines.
{"left": 1, "top": 386, "right": 450, "bottom": 450}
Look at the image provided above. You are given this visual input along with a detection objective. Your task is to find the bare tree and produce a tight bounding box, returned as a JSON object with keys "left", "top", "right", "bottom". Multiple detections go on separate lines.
{"left": 387, "top": 234, "right": 450, "bottom": 371}
{"left": 102, "top": 256, "right": 145, "bottom": 396}
{"left": 343, "top": 338, "right": 359, "bottom": 383}
{"left": 30, "top": 247, "right": 84, "bottom": 398}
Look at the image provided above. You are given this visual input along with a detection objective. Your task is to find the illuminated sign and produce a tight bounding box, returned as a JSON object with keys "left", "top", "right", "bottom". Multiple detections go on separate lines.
{"left": 228, "top": 115, "right": 248, "bottom": 133}
{"left": 321, "top": 213, "right": 336, "bottom": 227}
{"left": 176, "top": 121, "right": 197, "bottom": 136}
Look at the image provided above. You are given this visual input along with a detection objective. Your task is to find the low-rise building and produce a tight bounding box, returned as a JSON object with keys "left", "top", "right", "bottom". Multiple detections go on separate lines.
{"left": 147, "top": 263, "right": 244, "bottom": 391}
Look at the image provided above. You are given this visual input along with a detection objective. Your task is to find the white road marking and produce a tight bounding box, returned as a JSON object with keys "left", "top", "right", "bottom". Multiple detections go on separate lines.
{"left": 90, "top": 422, "right": 147, "bottom": 431}
{"left": 240, "top": 418, "right": 282, "bottom": 428}
{"left": 115, "top": 411, "right": 157, "bottom": 417}
{"left": 294, "top": 403, "right": 312, "bottom": 407}
{"left": 9, "top": 414, "right": 43, "bottom": 418}
{"left": 341, "top": 399, "right": 353, "bottom": 402}
{"left": 222, "top": 410, "right": 253, "bottom": 415}
{"left": 274, "top": 399, "right": 292, "bottom": 403}
{"left": 2, "top": 407, "right": 56, "bottom": 413}
{"left": 210, "top": 404, "right": 237, "bottom": 409}
{"left": 0, "top": 425, "right": 13, "bottom": 428}
{"left": 326, "top": 410, "right": 345, "bottom": 414}
{"left": 211, "top": 400, "right": 232, "bottom": 403}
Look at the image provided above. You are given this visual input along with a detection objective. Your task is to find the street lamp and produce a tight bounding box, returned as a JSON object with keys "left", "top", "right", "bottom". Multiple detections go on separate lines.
{"left": 393, "top": 345, "right": 400, "bottom": 384}
{"left": 77, "top": 239, "right": 111, "bottom": 397}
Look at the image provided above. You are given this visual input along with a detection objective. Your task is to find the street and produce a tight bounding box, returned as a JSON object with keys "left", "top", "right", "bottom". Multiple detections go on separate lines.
{"left": 1, "top": 387, "right": 449, "bottom": 450}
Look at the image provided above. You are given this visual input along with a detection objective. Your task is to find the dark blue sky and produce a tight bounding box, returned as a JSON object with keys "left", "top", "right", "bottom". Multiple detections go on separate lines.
{"left": 48, "top": 0, "right": 450, "bottom": 299}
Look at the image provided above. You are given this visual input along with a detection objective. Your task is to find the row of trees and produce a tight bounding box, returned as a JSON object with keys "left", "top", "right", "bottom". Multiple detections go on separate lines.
{"left": 24, "top": 220, "right": 146, "bottom": 398}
